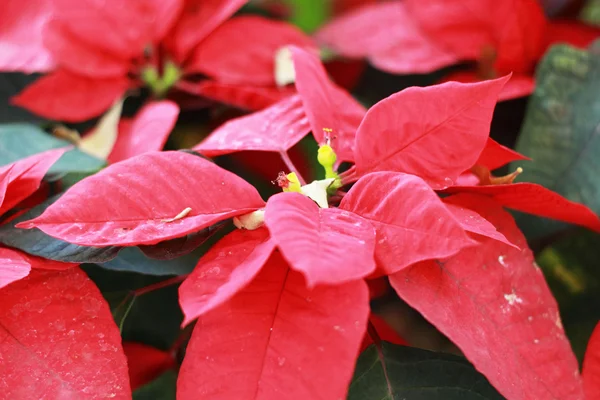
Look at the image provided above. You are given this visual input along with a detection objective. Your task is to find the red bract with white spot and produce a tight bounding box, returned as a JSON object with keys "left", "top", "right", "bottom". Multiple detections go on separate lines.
{"left": 4, "top": 15, "right": 600, "bottom": 398}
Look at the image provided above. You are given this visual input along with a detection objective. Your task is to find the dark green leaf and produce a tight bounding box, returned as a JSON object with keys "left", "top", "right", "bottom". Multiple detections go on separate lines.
{"left": 133, "top": 370, "right": 177, "bottom": 400}
{"left": 0, "top": 73, "right": 44, "bottom": 124}
{"left": 581, "top": 0, "right": 600, "bottom": 26}
{"left": 536, "top": 228, "right": 600, "bottom": 361}
{"left": 513, "top": 43, "right": 600, "bottom": 238}
{"left": 100, "top": 246, "right": 201, "bottom": 276}
{"left": 0, "top": 195, "right": 119, "bottom": 263}
{"left": 0, "top": 123, "right": 105, "bottom": 177}
{"left": 86, "top": 267, "right": 184, "bottom": 349}
{"left": 348, "top": 343, "right": 503, "bottom": 400}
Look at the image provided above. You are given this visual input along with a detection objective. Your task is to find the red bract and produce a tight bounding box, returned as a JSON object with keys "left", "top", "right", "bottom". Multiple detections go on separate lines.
{"left": 583, "top": 323, "right": 600, "bottom": 400}
{"left": 265, "top": 192, "right": 376, "bottom": 286}
{"left": 0, "top": 0, "right": 55, "bottom": 73}
{"left": 0, "top": 268, "right": 130, "bottom": 399}
{"left": 317, "top": 0, "right": 599, "bottom": 100}
{"left": 389, "top": 195, "right": 583, "bottom": 400}
{"left": 0, "top": 147, "right": 67, "bottom": 216}
{"left": 108, "top": 100, "right": 180, "bottom": 164}
{"left": 123, "top": 342, "right": 176, "bottom": 390}
{"left": 477, "top": 138, "right": 530, "bottom": 171}
{"left": 290, "top": 46, "right": 366, "bottom": 162}
{"left": 0, "top": 148, "right": 76, "bottom": 288}
{"left": 446, "top": 183, "right": 600, "bottom": 232}
{"left": 194, "top": 94, "right": 310, "bottom": 157}
{"left": 338, "top": 172, "right": 474, "bottom": 275}
{"left": 178, "top": 251, "right": 369, "bottom": 399}
{"left": 9, "top": 0, "right": 314, "bottom": 122}
{"left": 352, "top": 76, "right": 509, "bottom": 188}
{"left": 179, "top": 228, "right": 276, "bottom": 326}
{"left": 18, "top": 151, "right": 266, "bottom": 246}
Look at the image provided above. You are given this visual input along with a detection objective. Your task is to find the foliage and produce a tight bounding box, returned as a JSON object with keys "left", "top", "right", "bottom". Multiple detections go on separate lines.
{"left": 1, "top": 0, "right": 600, "bottom": 399}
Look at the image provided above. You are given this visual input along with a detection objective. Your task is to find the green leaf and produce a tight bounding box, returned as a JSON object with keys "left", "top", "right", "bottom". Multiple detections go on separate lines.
{"left": 347, "top": 343, "right": 503, "bottom": 400}
{"left": 283, "top": 0, "right": 330, "bottom": 33}
{"left": 133, "top": 370, "right": 177, "bottom": 400}
{"left": 99, "top": 246, "right": 202, "bottom": 276}
{"left": 513, "top": 43, "right": 600, "bottom": 238}
{"left": 536, "top": 228, "right": 600, "bottom": 361}
{"left": 0, "top": 195, "right": 120, "bottom": 263}
{"left": 581, "top": 0, "right": 600, "bottom": 26}
{"left": 0, "top": 123, "right": 105, "bottom": 179}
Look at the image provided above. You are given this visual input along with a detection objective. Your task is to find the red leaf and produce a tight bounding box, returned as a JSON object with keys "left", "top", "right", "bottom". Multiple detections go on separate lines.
{"left": 544, "top": 21, "right": 600, "bottom": 51}
{"left": 43, "top": 22, "right": 131, "bottom": 79}
{"left": 264, "top": 192, "right": 376, "bottom": 286}
{"left": 339, "top": 172, "right": 474, "bottom": 275}
{"left": 123, "top": 342, "right": 175, "bottom": 390}
{"left": 445, "top": 183, "right": 600, "bottom": 232}
{"left": 443, "top": 193, "right": 519, "bottom": 248}
{"left": 290, "top": 46, "right": 366, "bottom": 162}
{"left": 180, "top": 80, "right": 296, "bottom": 111}
{"left": 50, "top": 0, "right": 182, "bottom": 60}
{"left": 0, "top": 0, "right": 55, "bottom": 73}
{"left": 187, "top": 16, "right": 314, "bottom": 86}
{"left": 583, "top": 322, "right": 600, "bottom": 400}
{"left": 389, "top": 198, "right": 583, "bottom": 400}
{"left": 177, "top": 251, "right": 369, "bottom": 399}
{"left": 18, "top": 151, "right": 265, "bottom": 246}
{"left": 193, "top": 94, "right": 310, "bottom": 157}
{"left": 0, "top": 268, "right": 131, "bottom": 399}
{"left": 316, "top": 2, "right": 461, "bottom": 74}
{"left": 179, "top": 228, "right": 276, "bottom": 325}
{"left": 0, "top": 248, "right": 31, "bottom": 289}
{"left": 0, "top": 147, "right": 67, "bottom": 216}
{"left": 405, "top": 0, "right": 547, "bottom": 74}
{"left": 0, "top": 245, "right": 75, "bottom": 290}
{"left": 441, "top": 71, "right": 536, "bottom": 101}
{"left": 108, "top": 100, "right": 180, "bottom": 164}
{"left": 477, "top": 138, "right": 530, "bottom": 171}
{"left": 12, "top": 69, "right": 129, "bottom": 122}
{"left": 354, "top": 77, "right": 508, "bottom": 189}
{"left": 166, "top": 0, "right": 247, "bottom": 63}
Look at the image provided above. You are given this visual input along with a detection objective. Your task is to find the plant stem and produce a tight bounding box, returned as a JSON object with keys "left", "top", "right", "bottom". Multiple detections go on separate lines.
{"left": 134, "top": 275, "right": 188, "bottom": 297}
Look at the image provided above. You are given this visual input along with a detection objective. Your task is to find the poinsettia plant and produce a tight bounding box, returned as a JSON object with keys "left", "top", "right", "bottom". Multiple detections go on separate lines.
{"left": 317, "top": 0, "right": 600, "bottom": 100}
{"left": 2, "top": 1, "right": 600, "bottom": 399}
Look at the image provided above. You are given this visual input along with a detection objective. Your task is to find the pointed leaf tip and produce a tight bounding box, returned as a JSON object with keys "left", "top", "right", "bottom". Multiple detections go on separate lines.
{"left": 17, "top": 151, "right": 265, "bottom": 246}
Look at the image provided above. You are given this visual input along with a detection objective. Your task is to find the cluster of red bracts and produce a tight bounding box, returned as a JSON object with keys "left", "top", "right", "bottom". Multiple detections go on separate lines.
{"left": 1, "top": 0, "right": 600, "bottom": 399}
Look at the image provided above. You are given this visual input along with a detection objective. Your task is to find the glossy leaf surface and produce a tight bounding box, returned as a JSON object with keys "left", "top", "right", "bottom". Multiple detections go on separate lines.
{"left": 265, "top": 192, "right": 376, "bottom": 286}
{"left": 390, "top": 198, "right": 583, "bottom": 400}
{"left": 177, "top": 252, "right": 369, "bottom": 400}
{"left": 354, "top": 78, "right": 508, "bottom": 189}
{"left": 19, "top": 151, "right": 266, "bottom": 246}
{"left": 0, "top": 268, "right": 131, "bottom": 399}
{"left": 179, "top": 228, "right": 275, "bottom": 325}
{"left": 339, "top": 172, "right": 473, "bottom": 274}
{"left": 194, "top": 95, "right": 310, "bottom": 156}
